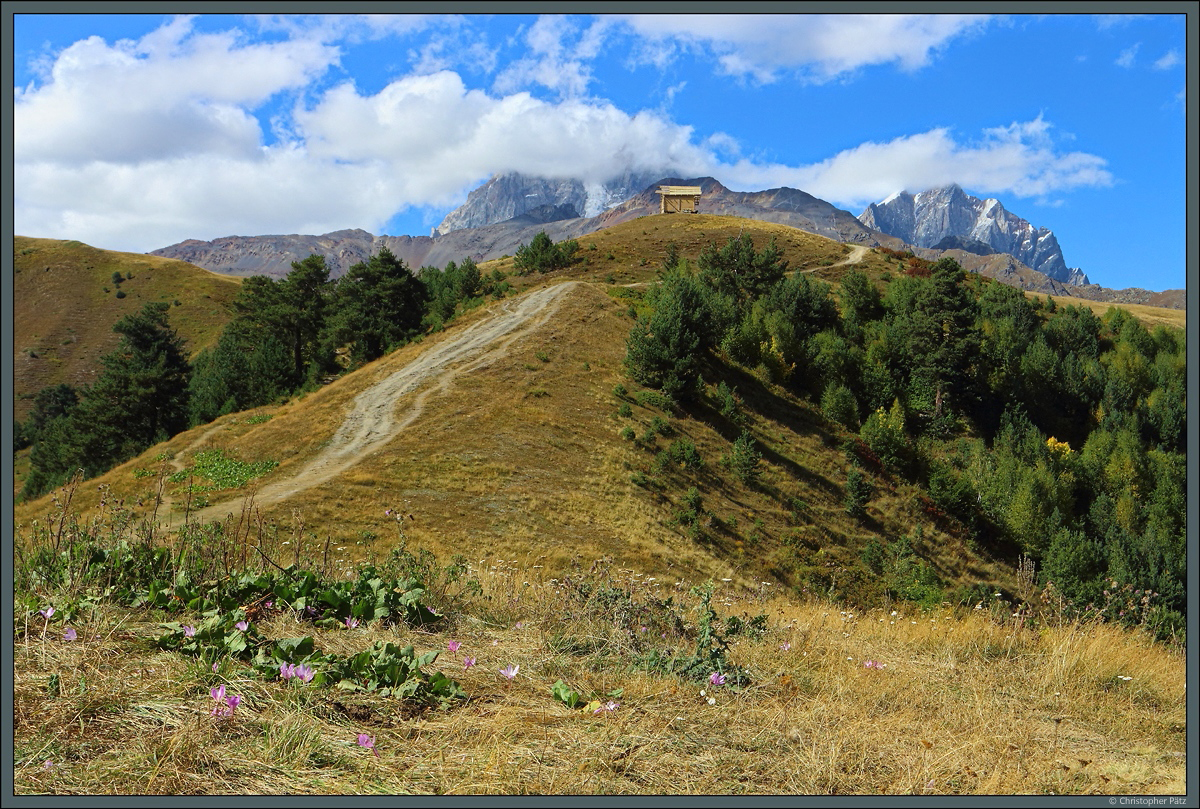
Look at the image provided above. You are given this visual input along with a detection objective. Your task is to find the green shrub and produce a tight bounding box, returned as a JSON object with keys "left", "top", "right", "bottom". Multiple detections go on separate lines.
{"left": 727, "top": 431, "right": 761, "bottom": 485}
{"left": 860, "top": 537, "right": 887, "bottom": 574}
{"left": 634, "top": 389, "right": 675, "bottom": 412}
{"left": 641, "top": 415, "right": 671, "bottom": 444}
{"left": 664, "top": 438, "right": 703, "bottom": 471}
{"left": 715, "top": 380, "right": 745, "bottom": 425}
{"left": 844, "top": 467, "right": 873, "bottom": 519}
{"left": 821, "top": 383, "right": 860, "bottom": 431}
{"left": 513, "top": 232, "right": 578, "bottom": 274}
{"left": 860, "top": 399, "right": 909, "bottom": 472}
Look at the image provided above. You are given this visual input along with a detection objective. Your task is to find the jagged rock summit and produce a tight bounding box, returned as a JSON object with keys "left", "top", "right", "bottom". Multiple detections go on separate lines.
{"left": 433, "top": 169, "right": 674, "bottom": 236}
{"left": 859, "top": 184, "right": 1088, "bottom": 286}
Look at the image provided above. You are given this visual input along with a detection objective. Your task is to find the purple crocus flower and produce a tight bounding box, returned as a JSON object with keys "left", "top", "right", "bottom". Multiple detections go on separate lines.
{"left": 294, "top": 663, "right": 314, "bottom": 683}
{"left": 463, "top": 656, "right": 476, "bottom": 669}
{"left": 344, "top": 616, "right": 359, "bottom": 630}
{"left": 280, "top": 662, "right": 296, "bottom": 680}
{"left": 500, "top": 664, "right": 519, "bottom": 680}
{"left": 210, "top": 685, "right": 241, "bottom": 717}
{"left": 63, "top": 628, "right": 77, "bottom": 641}
{"left": 357, "top": 733, "right": 379, "bottom": 758}
{"left": 447, "top": 640, "right": 461, "bottom": 653}
{"left": 709, "top": 672, "right": 727, "bottom": 686}
{"left": 234, "top": 620, "right": 249, "bottom": 632}
{"left": 182, "top": 625, "right": 196, "bottom": 638}
{"left": 39, "top": 606, "right": 55, "bottom": 621}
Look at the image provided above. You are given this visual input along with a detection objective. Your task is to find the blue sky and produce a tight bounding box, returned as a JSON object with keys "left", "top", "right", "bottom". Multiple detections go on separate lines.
{"left": 11, "top": 11, "right": 1191, "bottom": 291}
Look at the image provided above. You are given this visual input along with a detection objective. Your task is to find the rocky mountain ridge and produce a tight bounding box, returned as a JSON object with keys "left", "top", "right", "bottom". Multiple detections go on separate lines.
{"left": 432, "top": 169, "right": 672, "bottom": 236}
{"left": 148, "top": 174, "right": 1182, "bottom": 307}
{"left": 150, "top": 176, "right": 895, "bottom": 280}
{"left": 858, "top": 184, "right": 1088, "bottom": 286}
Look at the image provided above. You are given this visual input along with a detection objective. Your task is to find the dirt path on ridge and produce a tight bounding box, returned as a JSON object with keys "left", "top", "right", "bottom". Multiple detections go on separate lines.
{"left": 179, "top": 280, "right": 580, "bottom": 528}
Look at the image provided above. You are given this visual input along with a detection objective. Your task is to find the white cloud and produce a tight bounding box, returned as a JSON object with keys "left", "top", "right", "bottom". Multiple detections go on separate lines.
{"left": 711, "top": 116, "right": 1113, "bottom": 211}
{"left": 15, "top": 149, "right": 394, "bottom": 250}
{"left": 249, "top": 13, "right": 441, "bottom": 44}
{"left": 12, "top": 16, "right": 1115, "bottom": 255}
{"left": 409, "top": 33, "right": 499, "bottom": 77}
{"left": 1116, "top": 42, "right": 1140, "bottom": 68}
{"left": 621, "top": 14, "right": 990, "bottom": 83}
{"left": 295, "top": 69, "right": 709, "bottom": 196}
{"left": 15, "top": 36, "right": 713, "bottom": 251}
{"left": 663, "top": 80, "right": 687, "bottom": 106}
{"left": 492, "top": 15, "right": 615, "bottom": 98}
{"left": 14, "top": 16, "right": 337, "bottom": 164}
{"left": 1094, "top": 14, "right": 1150, "bottom": 30}
{"left": 1153, "top": 49, "right": 1181, "bottom": 70}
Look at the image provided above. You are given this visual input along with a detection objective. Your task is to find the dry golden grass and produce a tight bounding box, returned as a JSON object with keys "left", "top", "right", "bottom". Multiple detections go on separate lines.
{"left": 13, "top": 277, "right": 1003, "bottom": 600}
{"left": 13, "top": 236, "right": 243, "bottom": 422}
{"left": 13, "top": 556, "right": 1186, "bottom": 796}
{"left": 1025, "top": 291, "right": 1186, "bottom": 331}
{"left": 14, "top": 217, "right": 1187, "bottom": 796}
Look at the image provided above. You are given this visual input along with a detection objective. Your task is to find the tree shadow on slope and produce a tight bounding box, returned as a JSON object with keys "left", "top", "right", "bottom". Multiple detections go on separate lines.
{"left": 681, "top": 358, "right": 845, "bottom": 503}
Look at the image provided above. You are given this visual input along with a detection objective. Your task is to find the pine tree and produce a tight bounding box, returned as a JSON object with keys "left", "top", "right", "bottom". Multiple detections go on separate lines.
{"left": 23, "top": 303, "right": 191, "bottom": 497}
{"left": 623, "top": 275, "right": 713, "bottom": 400}
{"left": 332, "top": 247, "right": 426, "bottom": 362}
{"left": 697, "top": 233, "right": 788, "bottom": 305}
{"left": 228, "top": 255, "right": 334, "bottom": 388}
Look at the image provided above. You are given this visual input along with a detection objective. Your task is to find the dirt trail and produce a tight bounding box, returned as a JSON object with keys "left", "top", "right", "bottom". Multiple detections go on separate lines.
{"left": 840, "top": 245, "right": 869, "bottom": 265}
{"left": 798, "top": 244, "right": 868, "bottom": 274}
{"left": 180, "top": 281, "right": 580, "bottom": 527}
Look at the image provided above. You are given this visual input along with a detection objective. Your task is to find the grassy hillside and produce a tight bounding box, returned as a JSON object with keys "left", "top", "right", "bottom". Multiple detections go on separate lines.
{"left": 11, "top": 214, "right": 1187, "bottom": 795}
{"left": 13, "top": 236, "right": 243, "bottom": 422}
{"left": 488, "top": 213, "right": 877, "bottom": 288}
{"left": 1028, "top": 291, "right": 1187, "bottom": 332}
{"left": 12, "top": 214, "right": 1185, "bottom": 595}
{"left": 12, "top": 278, "right": 1005, "bottom": 602}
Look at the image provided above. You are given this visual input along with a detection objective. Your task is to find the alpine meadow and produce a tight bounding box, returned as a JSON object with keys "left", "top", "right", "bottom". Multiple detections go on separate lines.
{"left": 9, "top": 10, "right": 1192, "bottom": 800}
{"left": 11, "top": 214, "right": 1188, "bottom": 796}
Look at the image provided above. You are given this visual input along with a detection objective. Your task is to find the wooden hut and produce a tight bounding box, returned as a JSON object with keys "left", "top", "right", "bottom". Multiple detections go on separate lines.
{"left": 656, "top": 185, "right": 702, "bottom": 214}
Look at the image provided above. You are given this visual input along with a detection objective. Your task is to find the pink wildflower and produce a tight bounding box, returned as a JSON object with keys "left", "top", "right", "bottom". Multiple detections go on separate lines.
{"left": 357, "top": 734, "right": 379, "bottom": 758}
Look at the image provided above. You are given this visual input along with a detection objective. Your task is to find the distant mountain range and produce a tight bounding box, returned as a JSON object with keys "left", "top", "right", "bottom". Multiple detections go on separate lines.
{"left": 149, "top": 173, "right": 1182, "bottom": 307}
{"left": 858, "top": 184, "right": 1087, "bottom": 286}
{"left": 149, "top": 175, "right": 890, "bottom": 280}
